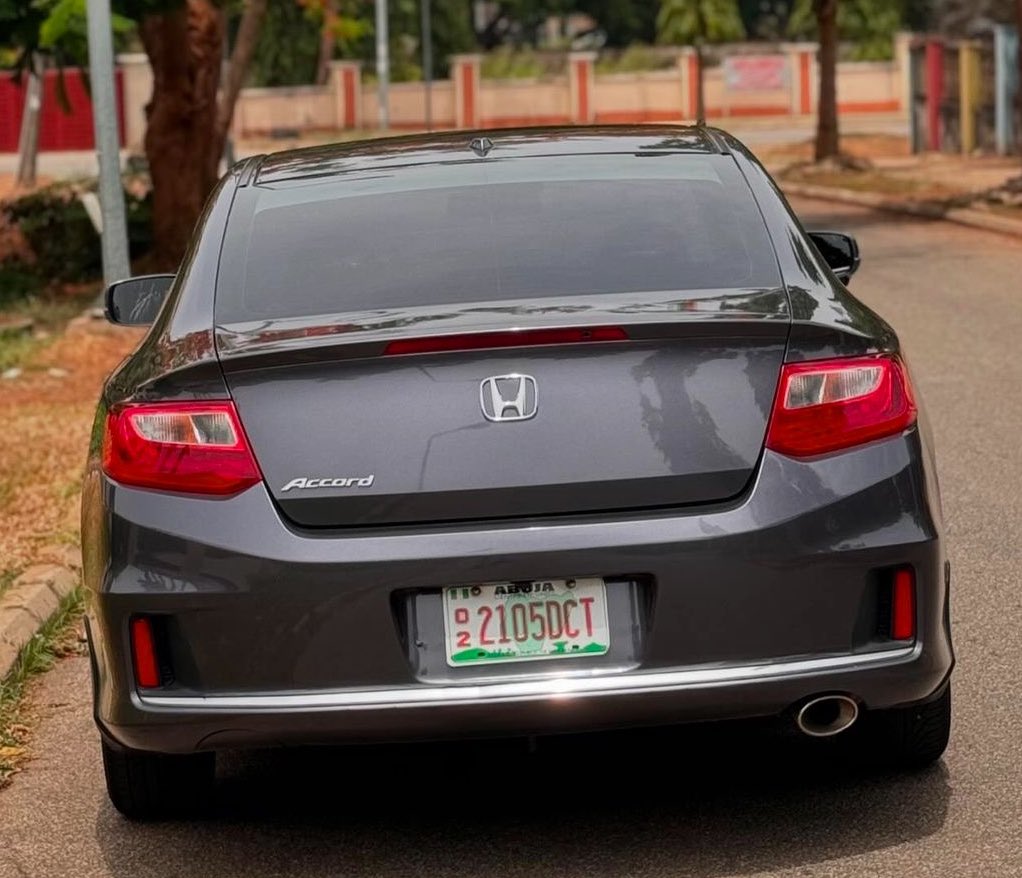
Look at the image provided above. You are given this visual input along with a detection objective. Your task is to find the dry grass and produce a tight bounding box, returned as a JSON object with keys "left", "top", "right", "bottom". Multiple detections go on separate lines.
{"left": 781, "top": 167, "right": 964, "bottom": 201}
{"left": 0, "top": 318, "right": 143, "bottom": 572}
{"left": 758, "top": 133, "right": 912, "bottom": 167}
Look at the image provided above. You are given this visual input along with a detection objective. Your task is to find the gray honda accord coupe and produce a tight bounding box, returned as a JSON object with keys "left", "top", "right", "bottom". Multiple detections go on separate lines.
{"left": 84, "top": 126, "right": 953, "bottom": 818}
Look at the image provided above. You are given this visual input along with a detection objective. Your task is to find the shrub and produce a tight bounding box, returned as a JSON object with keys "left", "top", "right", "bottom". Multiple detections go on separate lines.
{"left": 1, "top": 181, "right": 153, "bottom": 291}
{"left": 481, "top": 47, "right": 551, "bottom": 80}
{"left": 595, "top": 44, "right": 677, "bottom": 75}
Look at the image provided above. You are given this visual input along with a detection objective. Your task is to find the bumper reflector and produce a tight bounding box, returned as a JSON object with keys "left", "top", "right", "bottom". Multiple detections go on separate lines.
{"left": 891, "top": 568, "right": 916, "bottom": 641}
{"left": 130, "top": 617, "right": 161, "bottom": 688}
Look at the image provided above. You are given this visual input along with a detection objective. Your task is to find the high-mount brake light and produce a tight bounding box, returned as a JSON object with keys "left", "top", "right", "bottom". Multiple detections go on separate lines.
{"left": 766, "top": 355, "right": 916, "bottom": 457}
{"left": 102, "top": 401, "right": 262, "bottom": 495}
{"left": 383, "top": 326, "right": 629, "bottom": 356}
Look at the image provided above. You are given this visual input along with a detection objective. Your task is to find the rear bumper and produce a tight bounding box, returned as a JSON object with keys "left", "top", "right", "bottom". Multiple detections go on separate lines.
{"left": 83, "top": 431, "right": 954, "bottom": 754}
{"left": 98, "top": 644, "right": 952, "bottom": 753}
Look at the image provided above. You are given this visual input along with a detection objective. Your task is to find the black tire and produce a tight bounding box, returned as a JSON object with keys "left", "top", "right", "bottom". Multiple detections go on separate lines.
{"left": 856, "top": 684, "right": 952, "bottom": 770}
{"left": 101, "top": 739, "right": 215, "bottom": 820}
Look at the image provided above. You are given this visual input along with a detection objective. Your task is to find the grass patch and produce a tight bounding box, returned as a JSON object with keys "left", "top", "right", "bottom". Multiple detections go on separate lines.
{"left": 0, "top": 567, "right": 20, "bottom": 600}
{"left": 0, "top": 287, "right": 98, "bottom": 372}
{"left": 780, "top": 165, "right": 963, "bottom": 202}
{"left": 0, "top": 330, "right": 41, "bottom": 372}
{"left": 0, "top": 585, "right": 85, "bottom": 788}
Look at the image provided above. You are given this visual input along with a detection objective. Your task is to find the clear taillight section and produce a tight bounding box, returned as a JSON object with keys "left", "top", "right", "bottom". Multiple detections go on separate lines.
{"left": 766, "top": 355, "right": 916, "bottom": 457}
{"left": 103, "top": 401, "right": 262, "bottom": 495}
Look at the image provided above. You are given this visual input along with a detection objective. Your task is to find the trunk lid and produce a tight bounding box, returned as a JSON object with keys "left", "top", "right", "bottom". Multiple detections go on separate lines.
{"left": 218, "top": 293, "right": 788, "bottom": 527}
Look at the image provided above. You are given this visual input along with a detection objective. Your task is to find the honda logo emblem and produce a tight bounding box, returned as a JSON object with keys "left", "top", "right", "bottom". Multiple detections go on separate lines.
{"left": 479, "top": 374, "right": 538, "bottom": 422}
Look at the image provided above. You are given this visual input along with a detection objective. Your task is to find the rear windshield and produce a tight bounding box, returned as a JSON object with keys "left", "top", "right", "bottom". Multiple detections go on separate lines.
{"left": 217, "top": 154, "right": 780, "bottom": 322}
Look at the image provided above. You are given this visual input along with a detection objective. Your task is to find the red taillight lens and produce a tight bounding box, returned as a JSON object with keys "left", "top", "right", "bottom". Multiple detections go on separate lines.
{"left": 103, "top": 401, "right": 262, "bottom": 495}
{"left": 765, "top": 355, "right": 916, "bottom": 457}
{"left": 383, "top": 326, "right": 629, "bottom": 356}
{"left": 130, "top": 617, "right": 161, "bottom": 688}
{"left": 891, "top": 568, "right": 916, "bottom": 641}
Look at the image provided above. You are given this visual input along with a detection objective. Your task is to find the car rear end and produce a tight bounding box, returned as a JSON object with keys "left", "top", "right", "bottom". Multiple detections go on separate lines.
{"left": 84, "top": 129, "right": 952, "bottom": 816}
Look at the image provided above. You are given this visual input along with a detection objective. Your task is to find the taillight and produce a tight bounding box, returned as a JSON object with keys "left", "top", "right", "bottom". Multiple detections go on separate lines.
{"left": 766, "top": 355, "right": 916, "bottom": 457}
{"left": 103, "top": 401, "right": 262, "bottom": 495}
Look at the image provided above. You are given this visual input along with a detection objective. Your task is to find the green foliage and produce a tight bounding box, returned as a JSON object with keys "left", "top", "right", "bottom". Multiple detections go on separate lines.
{"left": 2, "top": 182, "right": 152, "bottom": 286}
{"left": 788, "top": 0, "right": 909, "bottom": 61}
{"left": 39, "top": 0, "right": 133, "bottom": 63}
{"left": 737, "top": 0, "right": 796, "bottom": 39}
{"left": 249, "top": 0, "right": 321, "bottom": 86}
{"left": 656, "top": 0, "right": 746, "bottom": 46}
{"left": 0, "top": 0, "right": 134, "bottom": 72}
{"left": 0, "top": 264, "right": 42, "bottom": 309}
{"left": 595, "top": 43, "right": 677, "bottom": 73}
{"left": 480, "top": 46, "right": 546, "bottom": 79}
{"left": 578, "top": 0, "right": 657, "bottom": 46}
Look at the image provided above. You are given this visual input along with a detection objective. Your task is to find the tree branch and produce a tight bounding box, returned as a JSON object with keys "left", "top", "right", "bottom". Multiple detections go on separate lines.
{"left": 211, "top": 0, "right": 269, "bottom": 169}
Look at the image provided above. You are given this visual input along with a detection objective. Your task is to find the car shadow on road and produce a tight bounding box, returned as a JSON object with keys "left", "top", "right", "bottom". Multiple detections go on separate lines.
{"left": 93, "top": 720, "right": 950, "bottom": 877}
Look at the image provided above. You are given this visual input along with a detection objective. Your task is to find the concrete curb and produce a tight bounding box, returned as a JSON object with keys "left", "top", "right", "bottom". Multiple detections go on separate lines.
{"left": 0, "top": 548, "right": 81, "bottom": 680}
{"left": 781, "top": 181, "right": 1022, "bottom": 240}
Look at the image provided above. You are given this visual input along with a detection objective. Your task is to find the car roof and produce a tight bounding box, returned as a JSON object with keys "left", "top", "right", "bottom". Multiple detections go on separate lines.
{"left": 251, "top": 125, "right": 729, "bottom": 186}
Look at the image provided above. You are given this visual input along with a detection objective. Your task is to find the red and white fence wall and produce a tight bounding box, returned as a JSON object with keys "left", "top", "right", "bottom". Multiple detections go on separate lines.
{"left": 0, "top": 68, "right": 125, "bottom": 152}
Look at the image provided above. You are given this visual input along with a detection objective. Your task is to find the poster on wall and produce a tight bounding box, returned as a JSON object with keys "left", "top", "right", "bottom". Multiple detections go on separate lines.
{"left": 724, "top": 56, "right": 789, "bottom": 91}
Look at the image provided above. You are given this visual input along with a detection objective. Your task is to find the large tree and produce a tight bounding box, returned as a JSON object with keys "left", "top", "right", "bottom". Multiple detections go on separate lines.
{"left": 655, "top": 0, "right": 745, "bottom": 122}
{"left": 138, "top": 0, "right": 268, "bottom": 265}
{"left": 813, "top": 0, "right": 839, "bottom": 160}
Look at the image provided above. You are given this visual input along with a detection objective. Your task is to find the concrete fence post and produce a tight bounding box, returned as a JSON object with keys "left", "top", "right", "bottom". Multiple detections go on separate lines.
{"left": 330, "top": 60, "right": 364, "bottom": 130}
{"left": 568, "top": 51, "right": 598, "bottom": 124}
{"left": 677, "top": 48, "right": 700, "bottom": 121}
{"left": 451, "top": 54, "right": 482, "bottom": 129}
{"left": 782, "top": 42, "right": 816, "bottom": 116}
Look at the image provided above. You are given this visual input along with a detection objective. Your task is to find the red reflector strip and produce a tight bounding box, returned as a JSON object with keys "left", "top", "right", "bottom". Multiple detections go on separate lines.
{"left": 383, "top": 326, "right": 629, "bottom": 356}
{"left": 891, "top": 568, "right": 916, "bottom": 641}
{"left": 130, "top": 617, "right": 161, "bottom": 688}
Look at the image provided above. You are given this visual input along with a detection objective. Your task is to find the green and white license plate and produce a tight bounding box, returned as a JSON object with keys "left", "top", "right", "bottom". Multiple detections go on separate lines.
{"left": 443, "top": 578, "right": 610, "bottom": 667}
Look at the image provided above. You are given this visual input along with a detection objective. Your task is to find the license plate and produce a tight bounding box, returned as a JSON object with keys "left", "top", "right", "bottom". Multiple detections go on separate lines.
{"left": 443, "top": 578, "right": 610, "bottom": 667}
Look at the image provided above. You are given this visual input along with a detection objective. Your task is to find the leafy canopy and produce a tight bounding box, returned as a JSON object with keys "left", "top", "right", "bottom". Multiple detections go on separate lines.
{"left": 656, "top": 0, "right": 746, "bottom": 46}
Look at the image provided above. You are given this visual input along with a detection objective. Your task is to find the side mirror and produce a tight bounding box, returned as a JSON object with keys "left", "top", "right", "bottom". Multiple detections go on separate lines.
{"left": 808, "top": 231, "right": 861, "bottom": 284}
{"left": 104, "top": 274, "right": 175, "bottom": 326}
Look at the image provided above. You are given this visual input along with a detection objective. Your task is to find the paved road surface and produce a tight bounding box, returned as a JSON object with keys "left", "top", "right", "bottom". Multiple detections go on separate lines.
{"left": 2, "top": 198, "right": 1021, "bottom": 878}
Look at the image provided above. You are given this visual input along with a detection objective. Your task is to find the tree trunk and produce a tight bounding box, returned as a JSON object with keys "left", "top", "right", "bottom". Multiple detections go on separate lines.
{"left": 140, "top": 0, "right": 223, "bottom": 268}
{"left": 211, "top": 0, "right": 269, "bottom": 172}
{"left": 814, "top": 0, "right": 840, "bottom": 162}
{"left": 140, "top": 0, "right": 268, "bottom": 268}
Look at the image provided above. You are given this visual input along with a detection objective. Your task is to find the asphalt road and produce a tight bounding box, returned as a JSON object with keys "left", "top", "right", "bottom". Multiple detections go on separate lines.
{"left": 2, "top": 198, "right": 1022, "bottom": 878}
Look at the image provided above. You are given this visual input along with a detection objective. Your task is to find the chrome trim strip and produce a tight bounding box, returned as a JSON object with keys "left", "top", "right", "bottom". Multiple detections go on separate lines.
{"left": 140, "top": 647, "right": 917, "bottom": 713}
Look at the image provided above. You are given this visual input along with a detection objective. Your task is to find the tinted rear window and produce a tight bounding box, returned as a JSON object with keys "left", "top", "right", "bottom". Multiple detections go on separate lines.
{"left": 217, "top": 155, "right": 780, "bottom": 322}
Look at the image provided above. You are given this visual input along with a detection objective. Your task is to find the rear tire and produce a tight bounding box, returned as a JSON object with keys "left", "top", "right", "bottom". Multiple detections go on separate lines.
{"left": 101, "top": 739, "right": 215, "bottom": 820}
{"left": 856, "top": 684, "right": 951, "bottom": 770}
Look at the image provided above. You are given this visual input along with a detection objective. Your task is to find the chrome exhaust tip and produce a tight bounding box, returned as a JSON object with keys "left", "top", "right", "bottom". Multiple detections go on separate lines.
{"left": 796, "top": 695, "right": 860, "bottom": 738}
